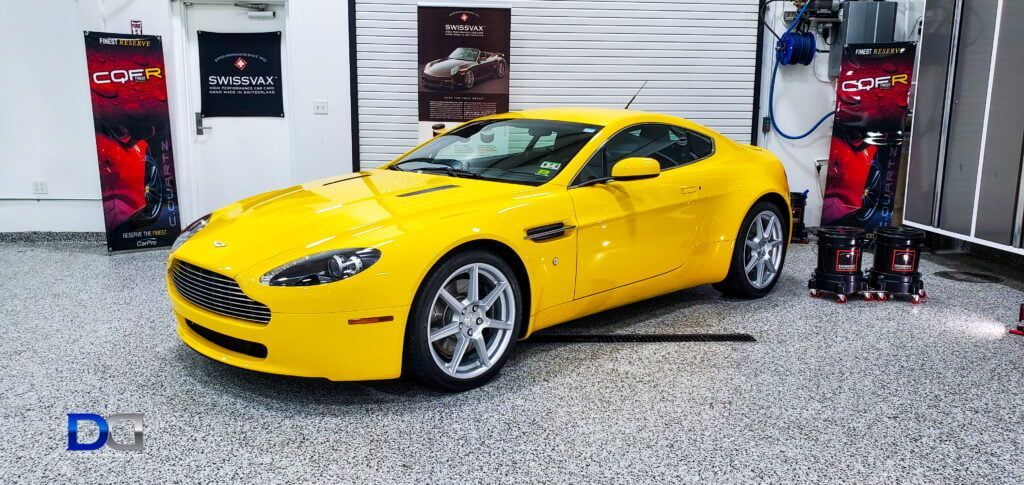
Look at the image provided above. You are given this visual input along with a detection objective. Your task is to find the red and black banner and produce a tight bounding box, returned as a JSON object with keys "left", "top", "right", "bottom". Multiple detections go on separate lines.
{"left": 822, "top": 42, "right": 916, "bottom": 230}
{"left": 198, "top": 31, "right": 283, "bottom": 117}
{"left": 84, "top": 32, "right": 180, "bottom": 252}
{"left": 417, "top": 6, "right": 510, "bottom": 124}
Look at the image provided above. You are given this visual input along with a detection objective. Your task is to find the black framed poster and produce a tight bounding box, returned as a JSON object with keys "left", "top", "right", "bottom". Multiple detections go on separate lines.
{"left": 417, "top": 7, "right": 511, "bottom": 123}
{"left": 198, "top": 31, "right": 283, "bottom": 117}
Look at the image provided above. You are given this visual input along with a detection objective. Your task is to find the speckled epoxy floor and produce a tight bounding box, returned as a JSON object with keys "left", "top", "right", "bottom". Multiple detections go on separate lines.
{"left": 1, "top": 240, "right": 1023, "bottom": 483}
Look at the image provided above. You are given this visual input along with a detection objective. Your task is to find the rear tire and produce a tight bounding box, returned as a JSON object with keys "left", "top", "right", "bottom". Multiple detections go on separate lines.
{"left": 404, "top": 250, "right": 523, "bottom": 392}
{"left": 714, "top": 201, "right": 788, "bottom": 299}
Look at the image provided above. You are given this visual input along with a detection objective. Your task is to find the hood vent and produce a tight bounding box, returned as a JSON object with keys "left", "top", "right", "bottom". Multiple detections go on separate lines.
{"left": 323, "top": 173, "right": 370, "bottom": 186}
{"left": 397, "top": 184, "right": 459, "bottom": 197}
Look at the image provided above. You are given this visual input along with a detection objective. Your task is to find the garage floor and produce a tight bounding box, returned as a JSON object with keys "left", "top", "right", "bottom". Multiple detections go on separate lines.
{"left": 2, "top": 239, "right": 1023, "bottom": 483}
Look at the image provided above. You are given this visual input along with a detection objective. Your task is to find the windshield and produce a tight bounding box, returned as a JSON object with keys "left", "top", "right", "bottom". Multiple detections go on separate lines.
{"left": 391, "top": 119, "right": 602, "bottom": 186}
{"left": 448, "top": 47, "right": 480, "bottom": 61}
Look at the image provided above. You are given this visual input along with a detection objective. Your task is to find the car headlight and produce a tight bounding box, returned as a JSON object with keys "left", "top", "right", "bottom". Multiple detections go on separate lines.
{"left": 170, "top": 214, "right": 210, "bottom": 252}
{"left": 450, "top": 66, "right": 460, "bottom": 75}
{"left": 260, "top": 248, "right": 381, "bottom": 287}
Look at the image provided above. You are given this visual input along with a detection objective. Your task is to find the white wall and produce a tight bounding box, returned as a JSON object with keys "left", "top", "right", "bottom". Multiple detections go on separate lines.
{"left": 757, "top": 0, "right": 925, "bottom": 227}
{"left": 0, "top": 0, "right": 104, "bottom": 231}
{"left": 0, "top": 0, "right": 352, "bottom": 232}
{"left": 285, "top": 1, "right": 353, "bottom": 184}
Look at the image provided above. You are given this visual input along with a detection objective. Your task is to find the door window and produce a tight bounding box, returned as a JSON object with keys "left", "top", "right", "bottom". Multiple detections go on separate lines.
{"left": 573, "top": 124, "right": 715, "bottom": 184}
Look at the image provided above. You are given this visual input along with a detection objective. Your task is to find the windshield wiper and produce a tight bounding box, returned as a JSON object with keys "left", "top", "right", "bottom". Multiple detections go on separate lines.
{"left": 416, "top": 166, "right": 482, "bottom": 179}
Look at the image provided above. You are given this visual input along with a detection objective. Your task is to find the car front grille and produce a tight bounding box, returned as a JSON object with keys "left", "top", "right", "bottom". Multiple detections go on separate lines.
{"left": 422, "top": 74, "right": 453, "bottom": 85}
{"left": 170, "top": 260, "right": 271, "bottom": 324}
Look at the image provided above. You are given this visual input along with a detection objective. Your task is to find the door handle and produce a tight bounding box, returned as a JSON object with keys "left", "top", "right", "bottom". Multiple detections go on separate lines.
{"left": 681, "top": 185, "right": 700, "bottom": 194}
{"left": 195, "top": 112, "right": 213, "bottom": 135}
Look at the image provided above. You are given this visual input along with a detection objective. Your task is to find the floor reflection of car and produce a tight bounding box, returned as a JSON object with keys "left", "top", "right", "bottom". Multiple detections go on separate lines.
{"left": 422, "top": 47, "right": 506, "bottom": 90}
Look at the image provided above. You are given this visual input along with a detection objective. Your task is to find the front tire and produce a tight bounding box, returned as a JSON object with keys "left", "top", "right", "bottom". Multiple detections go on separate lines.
{"left": 714, "top": 201, "right": 788, "bottom": 298}
{"left": 463, "top": 70, "right": 475, "bottom": 89}
{"left": 404, "top": 250, "right": 523, "bottom": 391}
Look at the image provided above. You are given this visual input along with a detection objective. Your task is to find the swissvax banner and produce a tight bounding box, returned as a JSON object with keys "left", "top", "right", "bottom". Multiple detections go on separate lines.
{"left": 822, "top": 42, "right": 917, "bottom": 230}
{"left": 198, "top": 31, "right": 283, "bottom": 117}
{"left": 84, "top": 32, "right": 181, "bottom": 252}
{"left": 417, "top": 6, "right": 510, "bottom": 138}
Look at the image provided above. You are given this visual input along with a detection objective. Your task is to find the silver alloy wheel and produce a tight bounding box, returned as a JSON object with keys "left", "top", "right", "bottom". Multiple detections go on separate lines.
{"left": 743, "top": 210, "right": 784, "bottom": 289}
{"left": 427, "top": 262, "right": 515, "bottom": 379}
{"left": 464, "top": 70, "right": 475, "bottom": 88}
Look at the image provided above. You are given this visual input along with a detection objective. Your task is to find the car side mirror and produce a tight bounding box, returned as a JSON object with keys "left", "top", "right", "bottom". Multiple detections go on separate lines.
{"left": 610, "top": 157, "right": 660, "bottom": 181}
{"left": 431, "top": 123, "right": 447, "bottom": 137}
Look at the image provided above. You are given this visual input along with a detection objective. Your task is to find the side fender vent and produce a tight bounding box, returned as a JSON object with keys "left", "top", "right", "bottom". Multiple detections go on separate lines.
{"left": 525, "top": 222, "right": 575, "bottom": 242}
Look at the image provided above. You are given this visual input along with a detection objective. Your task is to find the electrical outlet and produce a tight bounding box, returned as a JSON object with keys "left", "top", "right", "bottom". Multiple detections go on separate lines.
{"left": 312, "top": 99, "right": 328, "bottom": 115}
{"left": 32, "top": 180, "right": 48, "bottom": 195}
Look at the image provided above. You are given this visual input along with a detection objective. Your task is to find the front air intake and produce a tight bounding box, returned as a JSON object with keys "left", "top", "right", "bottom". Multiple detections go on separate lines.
{"left": 170, "top": 260, "right": 271, "bottom": 324}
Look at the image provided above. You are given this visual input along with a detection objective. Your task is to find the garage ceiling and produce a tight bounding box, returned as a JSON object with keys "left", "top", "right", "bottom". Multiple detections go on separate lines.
{"left": 354, "top": 0, "right": 760, "bottom": 168}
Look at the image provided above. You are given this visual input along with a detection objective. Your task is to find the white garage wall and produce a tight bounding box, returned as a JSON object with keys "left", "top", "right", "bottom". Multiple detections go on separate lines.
{"left": 355, "top": 0, "right": 761, "bottom": 168}
{"left": 0, "top": 1, "right": 105, "bottom": 232}
{"left": 0, "top": 0, "right": 353, "bottom": 233}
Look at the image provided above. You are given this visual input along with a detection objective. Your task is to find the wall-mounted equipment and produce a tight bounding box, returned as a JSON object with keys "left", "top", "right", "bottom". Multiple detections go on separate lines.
{"left": 828, "top": 1, "right": 898, "bottom": 78}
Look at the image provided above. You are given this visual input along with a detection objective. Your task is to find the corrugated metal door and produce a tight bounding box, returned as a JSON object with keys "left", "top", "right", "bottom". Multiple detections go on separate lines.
{"left": 354, "top": 0, "right": 760, "bottom": 168}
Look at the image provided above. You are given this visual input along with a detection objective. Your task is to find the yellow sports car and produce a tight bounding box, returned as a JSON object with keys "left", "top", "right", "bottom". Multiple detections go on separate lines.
{"left": 168, "top": 108, "right": 790, "bottom": 391}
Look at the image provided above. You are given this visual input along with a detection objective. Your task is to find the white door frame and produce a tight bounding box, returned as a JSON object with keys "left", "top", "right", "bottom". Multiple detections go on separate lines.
{"left": 168, "top": 0, "right": 296, "bottom": 223}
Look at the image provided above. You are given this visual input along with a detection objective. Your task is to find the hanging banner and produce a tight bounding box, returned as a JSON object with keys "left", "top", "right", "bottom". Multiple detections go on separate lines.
{"left": 822, "top": 42, "right": 917, "bottom": 230}
{"left": 417, "top": 6, "right": 510, "bottom": 138}
{"left": 84, "top": 32, "right": 181, "bottom": 252}
{"left": 198, "top": 31, "right": 283, "bottom": 117}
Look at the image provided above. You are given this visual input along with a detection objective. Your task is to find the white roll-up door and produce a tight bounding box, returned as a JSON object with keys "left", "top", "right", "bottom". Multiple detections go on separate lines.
{"left": 355, "top": 0, "right": 760, "bottom": 168}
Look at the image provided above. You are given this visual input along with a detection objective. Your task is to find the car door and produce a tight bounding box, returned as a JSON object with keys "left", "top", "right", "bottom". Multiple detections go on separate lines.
{"left": 568, "top": 123, "right": 713, "bottom": 299}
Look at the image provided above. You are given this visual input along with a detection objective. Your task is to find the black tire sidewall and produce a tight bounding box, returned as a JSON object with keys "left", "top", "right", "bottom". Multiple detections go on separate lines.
{"left": 404, "top": 250, "right": 523, "bottom": 391}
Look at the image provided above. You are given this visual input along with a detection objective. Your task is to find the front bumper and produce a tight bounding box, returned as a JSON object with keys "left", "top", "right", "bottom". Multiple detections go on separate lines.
{"left": 170, "top": 286, "right": 410, "bottom": 381}
{"left": 422, "top": 73, "right": 458, "bottom": 88}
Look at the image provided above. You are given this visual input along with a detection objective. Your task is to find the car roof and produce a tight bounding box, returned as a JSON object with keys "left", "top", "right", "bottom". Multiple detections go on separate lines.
{"left": 486, "top": 107, "right": 663, "bottom": 127}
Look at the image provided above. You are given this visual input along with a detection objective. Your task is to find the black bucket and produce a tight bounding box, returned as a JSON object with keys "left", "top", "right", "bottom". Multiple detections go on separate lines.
{"left": 808, "top": 226, "right": 866, "bottom": 297}
{"left": 867, "top": 226, "right": 926, "bottom": 296}
{"left": 790, "top": 191, "right": 809, "bottom": 243}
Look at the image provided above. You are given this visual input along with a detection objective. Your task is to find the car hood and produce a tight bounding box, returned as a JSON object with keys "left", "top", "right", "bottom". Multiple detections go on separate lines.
{"left": 177, "top": 169, "right": 534, "bottom": 276}
{"left": 424, "top": 58, "right": 473, "bottom": 76}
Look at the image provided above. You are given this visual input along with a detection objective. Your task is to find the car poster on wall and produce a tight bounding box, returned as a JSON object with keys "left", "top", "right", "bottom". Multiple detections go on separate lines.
{"left": 198, "top": 31, "right": 283, "bottom": 117}
{"left": 417, "top": 6, "right": 510, "bottom": 137}
{"left": 83, "top": 31, "right": 181, "bottom": 252}
{"left": 822, "top": 42, "right": 916, "bottom": 230}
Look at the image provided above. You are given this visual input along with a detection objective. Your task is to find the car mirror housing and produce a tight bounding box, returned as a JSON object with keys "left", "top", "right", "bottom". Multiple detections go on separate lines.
{"left": 611, "top": 157, "right": 660, "bottom": 181}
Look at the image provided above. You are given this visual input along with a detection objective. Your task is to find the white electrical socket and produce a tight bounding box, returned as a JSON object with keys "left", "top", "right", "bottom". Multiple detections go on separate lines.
{"left": 32, "top": 180, "right": 48, "bottom": 195}
{"left": 312, "top": 100, "right": 328, "bottom": 115}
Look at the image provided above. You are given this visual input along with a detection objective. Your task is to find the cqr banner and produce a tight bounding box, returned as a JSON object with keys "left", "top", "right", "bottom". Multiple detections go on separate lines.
{"left": 822, "top": 42, "right": 917, "bottom": 230}
{"left": 198, "top": 31, "right": 284, "bottom": 117}
{"left": 417, "top": 6, "right": 510, "bottom": 139}
{"left": 84, "top": 32, "right": 181, "bottom": 252}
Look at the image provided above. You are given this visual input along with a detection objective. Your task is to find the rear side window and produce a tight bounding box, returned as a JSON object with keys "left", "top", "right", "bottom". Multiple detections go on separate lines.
{"left": 573, "top": 123, "right": 716, "bottom": 184}
{"left": 670, "top": 127, "right": 714, "bottom": 163}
